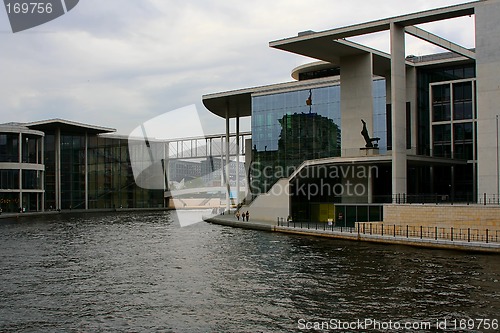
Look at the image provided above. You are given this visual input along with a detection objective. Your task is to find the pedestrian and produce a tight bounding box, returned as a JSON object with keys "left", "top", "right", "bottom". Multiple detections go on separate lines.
{"left": 236, "top": 211, "right": 240, "bottom": 221}
{"left": 245, "top": 211, "right": 249, "bottom": 222}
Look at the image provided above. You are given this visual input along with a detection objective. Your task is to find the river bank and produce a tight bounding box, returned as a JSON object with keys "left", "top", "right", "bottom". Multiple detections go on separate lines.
{"left": 204, "top": 214, "right": 500, "bottom": 254}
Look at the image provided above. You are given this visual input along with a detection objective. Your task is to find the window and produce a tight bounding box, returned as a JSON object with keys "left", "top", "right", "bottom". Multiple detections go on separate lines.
{"left": 432, "top": 85, "right": 451, "bottom": 121}
{"left": 453, "top": 81, "right": 473, "bottom": 120}
{"left": 433, "top": 124, "right": 451, "bottom": 158}
{"left": 453, "top": 123, "right": 473, "bottom": 160}
{"left": 0, "top": 133, "right": 19, "bottom": 162}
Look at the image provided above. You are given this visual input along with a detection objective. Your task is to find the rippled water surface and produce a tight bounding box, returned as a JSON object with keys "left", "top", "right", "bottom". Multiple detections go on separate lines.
{"left": 0, "top": 211, "right": 499, "bottom": 332}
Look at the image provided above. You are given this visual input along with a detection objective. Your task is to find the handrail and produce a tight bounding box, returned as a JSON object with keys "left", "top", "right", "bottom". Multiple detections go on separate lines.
{"left": 278, "top": 220, "right": 499, "bottom": 244}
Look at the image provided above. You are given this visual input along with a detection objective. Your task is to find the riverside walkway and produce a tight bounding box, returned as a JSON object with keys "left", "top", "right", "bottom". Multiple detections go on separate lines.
{"left": 203, "top": 214, "right": 500, "bottom": 254}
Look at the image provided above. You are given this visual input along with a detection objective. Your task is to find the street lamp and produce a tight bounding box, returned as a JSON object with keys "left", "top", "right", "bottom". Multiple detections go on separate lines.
{"left": 497, "top": 115, "right": 499, "bottom": 204}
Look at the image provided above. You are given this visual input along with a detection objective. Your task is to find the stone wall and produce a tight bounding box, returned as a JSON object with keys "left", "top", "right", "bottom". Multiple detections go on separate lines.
{"left": 382, "top": 204, "right": 500, "bottom": 232}
{"left": 355, "top": 205, "right": 500, "bottom": 242}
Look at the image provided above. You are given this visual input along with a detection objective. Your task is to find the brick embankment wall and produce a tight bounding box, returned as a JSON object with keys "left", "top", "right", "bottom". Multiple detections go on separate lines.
{"left": 382, "top": 204, "right": 500, "bottom": 231}
{"left": 356, "top": 205, "right": 500, "bottom": 241}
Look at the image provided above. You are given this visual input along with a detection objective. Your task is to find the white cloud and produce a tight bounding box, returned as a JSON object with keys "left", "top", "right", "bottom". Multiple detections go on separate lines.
{"left": 0, "top": 0, "right": 476, "bottom": 135}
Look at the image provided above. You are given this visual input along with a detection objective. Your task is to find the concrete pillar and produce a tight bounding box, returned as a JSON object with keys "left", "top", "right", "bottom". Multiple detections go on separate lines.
{"left": 84, "top": 132, "right": 88, "bottom": 210}
{"left": 55, "top": 128, "right": 61, "bottom": 210}
{"left": 236, "top": 116, "right": 240, "bottom": 207}
{"left": 390, "top": 22, "right": 407, "bottom": 196}
{"left": 225, "top": 110, "right": 230, "bottom": 212}
{"left": 340, "top": 53, "right": 374, "bottom": 157}
{"left": 18, "top": 132, "right": 22, "bottom": 211}
{"left": 475, "top": 0, "right": 500, "bottom": 198}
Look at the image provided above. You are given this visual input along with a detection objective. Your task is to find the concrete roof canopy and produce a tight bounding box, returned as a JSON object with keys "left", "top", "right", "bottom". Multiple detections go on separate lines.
{"left": 26, "top": 119, "right": 116, "bottom": 135}
{"left": 203, "top": 1, "right": 478, "bottom": 119}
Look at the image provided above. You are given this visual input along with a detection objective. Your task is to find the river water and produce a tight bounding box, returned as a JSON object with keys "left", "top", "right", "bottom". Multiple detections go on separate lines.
{"left": 0, "top": 210, "right": 499, "bottom": 333}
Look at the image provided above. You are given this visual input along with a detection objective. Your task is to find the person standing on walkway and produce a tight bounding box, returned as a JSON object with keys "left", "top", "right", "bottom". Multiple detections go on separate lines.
{"left": 245, "top": 211, "right": 249, "bottom": 222}
{"left": 236, "top": 211, "right": 240, "bottom": 221}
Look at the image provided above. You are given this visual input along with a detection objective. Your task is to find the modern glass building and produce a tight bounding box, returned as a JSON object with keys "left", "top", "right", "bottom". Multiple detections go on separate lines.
{"left": 0, "top": 120, "right": 164, "bottom": 213}
{"left": 0, "top": 119, "right": 246, "bottom": 213}
{"left": 250, "top": 80, "right": 387, "bottom": 195}
{"left": 0, "top": 124, "right": 44, "bottom": 212}
{"left": 202, "top": 0, "right": 500, "bottom": 224}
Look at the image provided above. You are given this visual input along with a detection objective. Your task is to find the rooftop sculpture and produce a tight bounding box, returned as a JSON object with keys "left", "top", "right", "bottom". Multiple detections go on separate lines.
{"left": 361, "top": 119, "right": 380, "bottom": 148}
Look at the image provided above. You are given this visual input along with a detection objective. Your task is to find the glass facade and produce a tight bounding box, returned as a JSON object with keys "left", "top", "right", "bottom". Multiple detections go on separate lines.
{"left": 61, "top": 134, "right": 86, "bottom": 209}
{"left": 0, "top": 170, "right": 19, "bottom": 189}
{"left": 417, "top": 63, "right": 476, "bottom": 200}
{"left": 251, "top": 86, "right": 340, "bottom": 195}
{"left": 0, "top": 133, "right": 19, "bottom": 162}
{"left": 87, "top": 136, "right": 163, "bottom": 209}
{"left": 417, "top": 64, "right": 476, "bottom": 155}
{"left": 0, "top": 123, "right": 176, "bottom": 213}
{"left": 430, "top": 79, "right": 475, "bottom": 161}
{"left": 0, "top": 127, "right": 44, "bottom": 213}
{"left": 40, "top": 130, "right": 164, "bottom": 211}
{"left": 250, "top": 80, "right": 387, "bottom": 195}
{"left": 44, "top": 133, "right": 56, "bottom": 210}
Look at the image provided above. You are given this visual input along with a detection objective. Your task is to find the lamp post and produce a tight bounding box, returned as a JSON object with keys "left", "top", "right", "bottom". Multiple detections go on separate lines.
{"left": 497, "top": 115, "right": 499, "bottom": 204}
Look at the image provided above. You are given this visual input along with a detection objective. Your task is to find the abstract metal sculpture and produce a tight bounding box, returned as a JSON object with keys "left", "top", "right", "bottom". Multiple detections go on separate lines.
{"left": 361, "top": 119, "right": 380, "bottom": 148}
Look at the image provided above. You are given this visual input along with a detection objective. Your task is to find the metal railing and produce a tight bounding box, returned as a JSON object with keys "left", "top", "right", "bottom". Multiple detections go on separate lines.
{"left": 277, "top": 220, "right": 499, "bottom": 244}
{"left": 392, "top": 193, "right": 500, "bottom": 206}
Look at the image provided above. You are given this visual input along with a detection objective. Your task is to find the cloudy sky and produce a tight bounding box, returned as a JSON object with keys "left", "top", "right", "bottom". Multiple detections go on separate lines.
{"left": 0, "top": 0, "right": 476, "bottom": 138}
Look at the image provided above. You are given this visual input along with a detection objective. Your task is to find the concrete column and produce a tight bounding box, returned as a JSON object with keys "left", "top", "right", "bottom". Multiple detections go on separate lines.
{"left": 236, "top": 116, "right": 240, "bottom": 207}
{"left": 220, "top": 136, "right": 224, "bottom": 198}
{"left": 475, "top": 0, "right": 500, "bottom": 198}
{"left": 225, "top": 111, "right": 231, "bottom": 212}
{"left": 84, "top": 132, "right": 88, "bottom": 210}
{"left": 55, "top": 128, "right": 61, "bottom": 210}
{"left": 340, "top": 53, "right": 374, "bottom": 157}
{"left": 18, "top": 132, "right": 22, "bottom": 211}
{"left": 390, "top": 22, "right": 407, "bottom": 196}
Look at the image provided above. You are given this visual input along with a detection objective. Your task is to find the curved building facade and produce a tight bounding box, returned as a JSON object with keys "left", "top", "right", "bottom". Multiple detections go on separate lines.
{"left": 0, "top": 124, "right": 44, "bottom": 212}
{"left": 0, "top": 120, "right": 166, "bottom": 213}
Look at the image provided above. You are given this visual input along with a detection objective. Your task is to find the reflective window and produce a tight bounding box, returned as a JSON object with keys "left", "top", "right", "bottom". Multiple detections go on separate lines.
{"left": 432, "top": 85, "right": 451, "bottom": 121}
{"left": 433, "top": 124, "right": 452, "bottom": 158}
{"left": 0, "top": 133, "right": 19, "bottom": 162}
{"left": 22, "top": 135, "right": 41, "bottom": 163}
{"left": 0, "top": 169, "right": 19, "bottom": 189}
{"left": 453, "top": 123, "right": 473, "bottom": 160}
{"left": 430, "top": 79, "right": 476, "bottom": 161}
{"left": 453, "top": 81, "right": 473, "bottom": 120}
{"left": 250, "top": 80, "right": 386, "bottom": 195}
{"left": 22, "top": 170, "right": 42, "bottom": 189}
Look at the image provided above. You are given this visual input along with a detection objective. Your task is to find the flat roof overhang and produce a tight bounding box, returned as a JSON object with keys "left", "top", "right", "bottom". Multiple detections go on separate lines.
{"left": 202, "top": 88, "right": 253, "bottom": 119}
{"left": 289, "top": 154, "right": 466, "bottom": 181}
{"left": 204, "top": 2, "right": 478, "bottom": 119}
{"left": 273, "top": 38, "right": 397, "bottom": 77}
{"left": 269, "top": 2, "right": 476, "bottom": 63}
{"left": 26, "top": 119, "right": 116, "bottom": 135}
{"left": 202, "top": 76, "right": 342, "bottom": 119}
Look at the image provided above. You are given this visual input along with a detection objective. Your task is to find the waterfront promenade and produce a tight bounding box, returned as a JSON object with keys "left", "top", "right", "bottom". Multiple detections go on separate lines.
{"left": 204, "top": 214, "right": 500, "bottom": 253}
{"left": 0, "top": 207, "right": 171, "bottom": 220}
